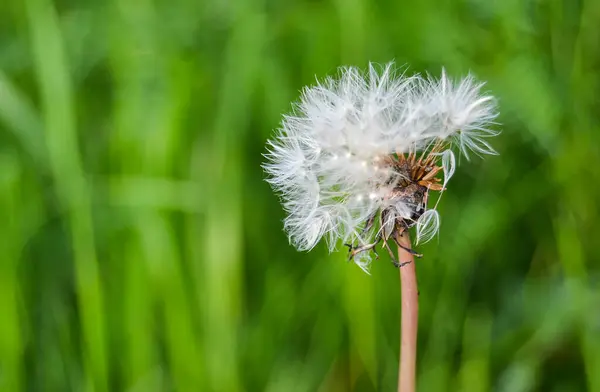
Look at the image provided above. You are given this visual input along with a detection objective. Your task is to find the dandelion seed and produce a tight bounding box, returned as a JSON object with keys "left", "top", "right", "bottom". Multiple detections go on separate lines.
{"left": 263, "top": 62, "right": 499, "bottom": 272}
{"left": 415, "top": 209, "right": 440, "bottom": 245}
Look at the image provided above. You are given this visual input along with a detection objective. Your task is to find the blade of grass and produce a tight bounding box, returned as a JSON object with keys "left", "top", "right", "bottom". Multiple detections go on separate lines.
{"left": 122, "top": 235, "right": 155, "bottom": 389}
{"left": 455, "top": 308, "right": 492, "bottom": 392}
{"left": 0, "top": 153, "right": 24, "bottom": 392}
{"left": 199, "top": 3, "right": 265, "bottom": 390}
{"left": 24, "top": 0, "right": 107, "bottom": 390}
{"left": 344, "top": 258, "right": 377, "bottom": 388}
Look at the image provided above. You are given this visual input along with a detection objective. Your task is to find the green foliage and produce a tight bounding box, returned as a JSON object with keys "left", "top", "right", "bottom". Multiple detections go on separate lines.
{"left": 1, "top": 0, "right": 599, "bottom": 391}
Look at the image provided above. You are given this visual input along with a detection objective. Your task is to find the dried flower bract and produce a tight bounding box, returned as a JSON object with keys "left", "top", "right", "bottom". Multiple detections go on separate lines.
{"left": 264, "top": 62, "right": 499, "bottom": 273}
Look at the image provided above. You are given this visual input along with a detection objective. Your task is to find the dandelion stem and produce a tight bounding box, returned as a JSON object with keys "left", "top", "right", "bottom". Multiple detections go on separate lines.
{"left": 396, "top": 230, "right": 418, "bottom": 392}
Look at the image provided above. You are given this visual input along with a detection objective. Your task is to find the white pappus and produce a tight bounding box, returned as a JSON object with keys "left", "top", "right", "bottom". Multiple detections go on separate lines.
{"left": 263, "top": 62, "right": 499, "bottom": 273}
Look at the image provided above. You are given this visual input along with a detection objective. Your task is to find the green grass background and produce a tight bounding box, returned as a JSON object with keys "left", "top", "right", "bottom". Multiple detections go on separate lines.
{"left": 1, "top": 0, "right": 600, "bottom": 391}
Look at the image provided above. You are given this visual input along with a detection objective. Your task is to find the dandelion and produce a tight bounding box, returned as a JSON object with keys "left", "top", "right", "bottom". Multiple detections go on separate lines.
{"left": 264, "top": 62, "right": 499, "bottom": 271}
{"left": 263, "top": 62, "right": 499, "bottom": 392}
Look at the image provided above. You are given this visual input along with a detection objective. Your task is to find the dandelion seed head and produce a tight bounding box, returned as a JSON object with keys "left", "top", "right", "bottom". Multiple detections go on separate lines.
{"left": 263, "top": 62, "right": 499, "bottom": 271}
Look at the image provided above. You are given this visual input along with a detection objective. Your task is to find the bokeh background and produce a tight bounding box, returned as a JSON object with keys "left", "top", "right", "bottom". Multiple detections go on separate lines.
{"left": 1, "top": 0, "right": 600, "bottom": 391}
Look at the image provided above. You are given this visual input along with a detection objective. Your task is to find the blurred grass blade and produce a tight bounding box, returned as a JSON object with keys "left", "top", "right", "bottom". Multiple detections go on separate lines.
{"left": 0, "top": 153, "right": 24, "bottom": 392}
{"left": 344, "top": 266, "right": 377, "bottom": 387}
{"left": 24, "top": 0, "right": 107, "bottom": 390}
{"left": 199, "top": 3, "right": 266, "bottom": 390}
{"left": 456, "top": 308, "right": 492, "bottom": 392}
